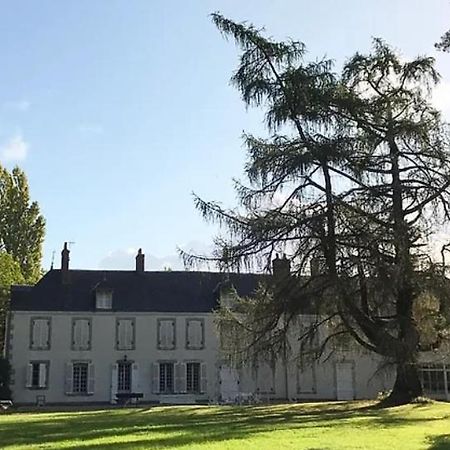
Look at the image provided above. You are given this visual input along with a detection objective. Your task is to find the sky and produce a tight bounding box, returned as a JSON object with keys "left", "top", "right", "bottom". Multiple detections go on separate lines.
{"left": 0, "top": 0, "right": 449, "bottom": 271}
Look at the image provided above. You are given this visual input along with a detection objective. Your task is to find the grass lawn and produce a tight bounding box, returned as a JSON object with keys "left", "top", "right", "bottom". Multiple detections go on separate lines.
{"left": 0, "top": 401, "right": 449, "bottom": 449}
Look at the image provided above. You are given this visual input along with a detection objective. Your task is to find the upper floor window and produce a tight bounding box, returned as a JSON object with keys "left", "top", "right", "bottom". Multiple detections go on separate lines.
{"left": 158, "top": 319, "right": 175, "bottom": 350}
{"left": 30, "top": 318, "right": 51, "bottom": 350}
{"left": 116, "top": 318, "right": 135, "bottom": 350}
{"left": 186, "top": 319, "right": 204, "bottom": 349}
{"left": 71, "top": 318, "right": 91, "bottom": 351}
{"left": 26, "top": 361, "right": 49, "bottom": 389}
{"left": 96, "top": 290, "right": 112, "bottom": 309}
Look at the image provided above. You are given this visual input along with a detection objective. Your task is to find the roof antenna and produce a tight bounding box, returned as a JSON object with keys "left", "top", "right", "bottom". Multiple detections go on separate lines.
{"left": 50, "top": 251, "right": 55, "bottom": 270}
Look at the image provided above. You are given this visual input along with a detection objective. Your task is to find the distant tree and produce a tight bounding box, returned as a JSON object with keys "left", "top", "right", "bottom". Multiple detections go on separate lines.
{"left": 185, "top": 15, "right": 450, "bottom": 405}
{"left": 0, "top": 165, "right": 45, "bottom": 283}
{"left": 0, "top": 252, "right": 24, "bottom": 353}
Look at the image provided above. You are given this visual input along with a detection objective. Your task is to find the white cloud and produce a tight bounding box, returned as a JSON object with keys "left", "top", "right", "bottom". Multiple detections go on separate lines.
{"left": 3, "top": 100, "right": 31, "bottom": 112}
{"left": 432, "top": 81, "right": 450, "bottom": 119}
{"left": 0, "top": 134, "right": 29, "bottom": 162}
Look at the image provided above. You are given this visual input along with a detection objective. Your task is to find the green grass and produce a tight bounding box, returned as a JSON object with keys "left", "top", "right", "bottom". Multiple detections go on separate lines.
{"left": 0, "top": 401, "right": 449, "bottom": 449}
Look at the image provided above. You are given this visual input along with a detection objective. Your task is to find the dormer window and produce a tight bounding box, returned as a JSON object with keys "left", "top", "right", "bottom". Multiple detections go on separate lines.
{"left": 96, "top": 289, "right": 113, "bottom": 309}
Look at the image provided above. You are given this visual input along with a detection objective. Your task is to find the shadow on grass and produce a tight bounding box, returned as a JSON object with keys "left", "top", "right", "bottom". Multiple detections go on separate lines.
{"left": 428, "top": 434, "right": 450, "bottom": 450}
{"left": 0, "top": 402, "right": 448, "bottom": 449}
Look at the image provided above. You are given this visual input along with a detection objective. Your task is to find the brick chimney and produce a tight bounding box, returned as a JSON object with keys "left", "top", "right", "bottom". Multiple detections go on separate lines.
{"left": 61, "top": 242, "right": 70, "bottom": 284}
{"left": 272, "top": 254, "right": 291, "bottom": 281}
{"left": 136, "top": 248, "right": 145, "bottom": 273}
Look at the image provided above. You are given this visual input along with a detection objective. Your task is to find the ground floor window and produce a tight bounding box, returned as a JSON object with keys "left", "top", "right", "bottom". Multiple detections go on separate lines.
{"left": 72, "top": 363, "right": 89, "bottom": 394}
{"left": 186, "top": 362, "right": 200, "bottom": 393}
{"left": 118, "top": 362, "right": 132, "bottom": 392}
{"left": 419, "top": 364, "right": 449, "bottom": 395}
{"left": 159, "top": 363, "right": 174, "bottom": 393}
{"left": 26, "top": 362, "right": 48, "bottom": 389}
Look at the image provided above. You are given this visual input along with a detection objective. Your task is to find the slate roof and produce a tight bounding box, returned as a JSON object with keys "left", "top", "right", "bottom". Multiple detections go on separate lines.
{"left": 10, "top": 269, "right": 267, "bottom": 313}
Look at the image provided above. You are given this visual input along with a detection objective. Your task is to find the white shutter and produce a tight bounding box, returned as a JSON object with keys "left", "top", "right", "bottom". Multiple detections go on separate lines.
{"left": 159, "top": 320, "right": 175, "bottom": 349}
{"left": 175, "top": 362, "right": 186, "bottom": 393}
{"left": 127, "top": 321, "right": 135, "bottom": 349}
{"left": 38, "top": 363, "right": 47, "bottom": 388}
{"left": 257, "top": 363, "right": 275, "bottom": 393}
{"left": 88, "top": 363, "right": 95, "bottom": 394}
{"left": 31, "top": 320, "right": 39, "bottom": 348}
{"left": 200, "top": 363, "right": 207, "bottom": 393}
{"left": 64, "top": 362, "right": 73, "bottom": 395}
{"left": 41, "top": 320, "right": 50, "bottom": 349}
{"left": 131, "top": 363, "right": 139, "bottom": 392}
{"left": 73, "top": 320, "right": 90, "bottom": 349}
{"left": 111, "top": 364, "right": 118, "bottom": 403}
{"left": 152, "top": 363, "right": 160, "bottom": 394}
{"left": 187, "top": 320, "right": 203, "bottom": 349}
{"left": 26, "top": 363, "right": 33, "bottom": 388}
{"left": 117, "top": 320, "right": 133, "bottom": 350}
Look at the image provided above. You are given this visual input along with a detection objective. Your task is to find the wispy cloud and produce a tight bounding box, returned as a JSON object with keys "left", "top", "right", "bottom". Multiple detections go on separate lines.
{"left": 79, "top": 124, "right": 104, "bottom": 135}
{"left": 3, "top": 99, "right": 31, "bottom": 112}
{"left": 0, "top": 134, "right": 29, "bottom": 162}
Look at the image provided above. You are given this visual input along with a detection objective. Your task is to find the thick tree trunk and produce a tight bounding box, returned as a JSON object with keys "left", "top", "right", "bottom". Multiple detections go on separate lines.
{"left": 386, "top": 361, "right": 423, "bottom": 405}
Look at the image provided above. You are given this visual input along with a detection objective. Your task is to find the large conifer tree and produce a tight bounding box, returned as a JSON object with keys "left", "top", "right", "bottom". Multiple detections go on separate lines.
{"left": 185, "top": 15, "right": 450, "bottom": 404}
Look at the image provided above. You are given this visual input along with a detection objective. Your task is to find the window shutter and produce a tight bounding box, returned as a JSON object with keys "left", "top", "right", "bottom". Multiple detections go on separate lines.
{"left": 88, "top": 363, "right": 95, "bottom": 394}
{"left": 130, "top": 321, "right": 135, "bottom": 349}
{"left": 38, "top": 363, "right": 47, "bottom": 388}
{"left": 64, "top": 362, "right": 73, "bottom": 395}
{"left": 42, "top": 320, "right": 50, "bottom": 349}
{"left": 110, "top": 364, "right": 118, "bottom": 404}
{"left": 131, "top": 363, "right": 139, "bottom": 392}
{"left": 152, "top": 363, "right": 160, "bottom": 394}
{"left": 31, "top": 320, "right": 37, "bottom": 348}
{"left": 126, "top": 321, "right": 134, "bottom": 350}
{"left": 170, "top": 321, "right": 175, "bottom": 348}
{"left": 200, "top": 363, "right": 207, "bottom": 393}
{"left": 26, "top": 363, "right": 33, "bottom": 388}
{"left": 175, "top": 362, "right": 186, "bottom": 393}
{"left": 187, "top": 320, "right": 203, "bottom": 349}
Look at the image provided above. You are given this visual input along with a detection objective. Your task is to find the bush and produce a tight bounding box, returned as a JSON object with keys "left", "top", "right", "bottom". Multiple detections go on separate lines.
{"left": 0, "top": 357, "right": 11, "bottom": 400}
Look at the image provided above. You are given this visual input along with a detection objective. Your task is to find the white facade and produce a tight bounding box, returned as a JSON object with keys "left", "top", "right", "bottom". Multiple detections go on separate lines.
{"left": 7, "top": 307, "right": 397, "bottom": 405}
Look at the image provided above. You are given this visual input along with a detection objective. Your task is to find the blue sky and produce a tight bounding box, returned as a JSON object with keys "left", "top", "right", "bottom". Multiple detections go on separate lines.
{"left": 0, "top": 0, "right": 449, "bottom": 271}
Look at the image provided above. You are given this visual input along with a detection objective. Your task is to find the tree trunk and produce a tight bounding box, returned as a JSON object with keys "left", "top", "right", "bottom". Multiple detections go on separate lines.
{"left": 386, "top": 361, "right": 423, "bottom": 405}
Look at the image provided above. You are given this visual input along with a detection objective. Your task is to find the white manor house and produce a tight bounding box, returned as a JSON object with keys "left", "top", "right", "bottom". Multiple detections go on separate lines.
{"left": 4, "top": 244, "right": 450, "bottom": 405}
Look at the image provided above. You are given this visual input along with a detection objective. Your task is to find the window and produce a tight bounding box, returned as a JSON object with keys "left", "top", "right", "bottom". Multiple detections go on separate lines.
{"left": 65, "top": 361, "right": 95, "bottom": 395}
{"left": 71, "top": 318, "right": 91, "bottom": 351}
{"left": 118, "top": 362, "right": 132, "bottom": 392}
{"left": 186, "top": 319, "right": 204, "bottom": 350}
{"left": 419, "top": 364, "right": 449, "bottom": 395}
{"left": 96, "top": 290, "right": 112, "bottom": 309}
{"left": 186, "top": 362, "right": 200, "bottom": 393}
{"left": 159, "top": 363, "right": 174, "bottom": 393}
{"left": 158, "top": 319, "right": 175, "bottom": 350}
{"left": 26, "top": 362, "right": 48, "bottom": 389}
{"left": 116, "top": 318, "right": 135, "bottom": 350}
{"left": 296, "top": 360, "right": 317, "bottom": 394}
{"left": 30, "top": 318, "right": 51, "bottom": 350}
{"left": 73, "top": 363, "right": 88, "bottom": 394}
